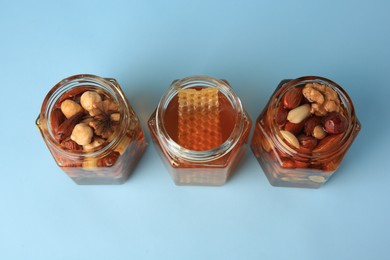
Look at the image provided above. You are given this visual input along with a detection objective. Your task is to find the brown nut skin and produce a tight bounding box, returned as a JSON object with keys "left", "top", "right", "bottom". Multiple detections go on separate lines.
{"left": 323, "top": 112, "right": 348, "bottom": 134}
{"left": 284, "top": 121, "right": 305, "bottom": 135}
{"left": 276, "top": 103, "right": 288, "bottom": 126}
{"left": 313, "top": 133, "right": 344, "bottom": 153}
{"left": 298, "top": 135, "right": 318, "bottom": 150}
{"left": 304, "top": 116, "right": 322, "bottom": 136}
{"left": 57, "top": 87, "right": 90, "bottom": 106}
{"left": 283, "top": 88, "right": 303, "bottom": 109}
{"left": 61, "top": 139, "right": 83, "bottom": 151}
{"left": 50, "top": 108, "right": 66, "bottom": 134}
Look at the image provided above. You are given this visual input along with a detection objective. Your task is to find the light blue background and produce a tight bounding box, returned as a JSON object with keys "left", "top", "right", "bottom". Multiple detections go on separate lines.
{"left": 1, "top": 0, "right": 389, "bottom": 259}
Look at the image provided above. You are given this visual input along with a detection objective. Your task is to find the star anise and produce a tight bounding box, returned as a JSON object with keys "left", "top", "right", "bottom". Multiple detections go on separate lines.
{"left": 88, "top": 100, "right": 120, "bottom": 139}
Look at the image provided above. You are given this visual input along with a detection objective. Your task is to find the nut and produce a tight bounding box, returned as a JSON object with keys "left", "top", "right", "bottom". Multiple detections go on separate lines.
{"left": 280, "top": 130, "right": 300, "bottom": 149}
{"left": 287, "top": 104, "right": 311, "bottom": 124}
{"left": 284, "top": 121, "right": 305, "bottom": 135}
{"left": 308, "top": 175, "right": 325, "bottom": 183}
{"left": 276, "top": 103, "right": 288, "bottom": 126}
{"left": 313, "top": 125, "right": 326, "bottom": 139}
{"left": 283, "top": 88, "right": 303, "bottom": 109}
{"left": 298, "top": 135, "right": 318, "bottom": 150}
{"left": 304, "top": 116, "right": 322, "bottom": 136}
{"left": 313, "top": 133, "right": 344, "bottom": 153}
{"left": 323, "top": 112, "right": 348, "bottom": 134}
{"left": 55, "top": 112, "right": 84, "bottom": 142}
{"left": 50, "top": 108, "right": 66, "bottom": 134}
{"left": 80, "top": 91, "right": 102, "bottom": 111}
{"left": 280, "top": 158, "right": 296, "bottom": 168}
{"left": 70, "top": 123, "right": 94, "bottom": 145}
{"left": 62, "top": 139, "right": 82, "bottom": 150}
{"left": 98, "top": 151, "right": 120, "bottom": 167}
{"left": 61, "top": 99, "right": 84, "bottom": 119}
{"left": 83, "top": 137, "right": 105, "bottom": 151}
{"left": 302, "top": 82, "right": 341, "bottom": 116}
{"left": 110, "top": 113, "right": 120, "bottom": 121}
{"left": 57, "top": 87, "right": 90, "bottom": 106}
{"left": 102, "top": 99, "right": 119, "bottom": 113}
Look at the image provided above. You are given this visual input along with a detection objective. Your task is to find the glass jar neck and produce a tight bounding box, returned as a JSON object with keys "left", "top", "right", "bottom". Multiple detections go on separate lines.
{"left": 156, "top": 75, "right": 245, "bottom": 162}
{"left": 39, "top": 74, "right": 130, "bottom": 159}
{"left": 269, "top": 76, "right": 359, "bottom": 160}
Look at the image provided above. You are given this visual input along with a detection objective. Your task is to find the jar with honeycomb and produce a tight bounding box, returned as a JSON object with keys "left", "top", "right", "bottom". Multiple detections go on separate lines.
{"left": 36, "top": 74, "right": 147, "bottom": 184}
{"left": 251, "top": 76, "right": 361, "bottom": 188}
{"left": 148, "top": 76, "right": 252, "bottom": 186}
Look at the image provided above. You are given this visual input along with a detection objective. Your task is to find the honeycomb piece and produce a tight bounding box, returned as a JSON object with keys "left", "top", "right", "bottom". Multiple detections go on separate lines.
{"left": 178, "top": 87, "right": 222, "bottom": 151}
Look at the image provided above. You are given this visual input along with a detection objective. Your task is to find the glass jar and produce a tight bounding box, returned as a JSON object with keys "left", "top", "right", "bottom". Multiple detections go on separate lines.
{"left": 148, "top": 75, "right": 252, "bottom": 186}
{"left": 251, "top": 76, "right": 361, "bottom": 188}
{"left": 36, "top": 74, "right": 147, "bottom": 184}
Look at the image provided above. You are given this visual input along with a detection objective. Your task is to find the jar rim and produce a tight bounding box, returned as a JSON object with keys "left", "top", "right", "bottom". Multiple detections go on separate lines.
{"left": 37, "top": 74, "right": 130, "bottom": 159}
{"left": 270, "top": 76, "right": 360, "bottom": 160}
{"left": 155, "top": 75, "right": 245, "bottom": 162}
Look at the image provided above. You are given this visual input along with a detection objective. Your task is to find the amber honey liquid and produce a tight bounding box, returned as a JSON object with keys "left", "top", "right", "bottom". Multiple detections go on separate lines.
{"left": 163, "top": 88, "right": 236, "bottom": 150}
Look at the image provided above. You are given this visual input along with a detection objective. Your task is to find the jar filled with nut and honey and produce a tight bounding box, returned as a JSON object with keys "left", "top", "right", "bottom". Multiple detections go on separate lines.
{"left": 36, "top": 74, "right": 147, "bottom": 184}
{"left": 251, "top": 76, "right": 361, "bottom": 188}
{"left": 148, "top": 76, "right": 252, "bottom": 186}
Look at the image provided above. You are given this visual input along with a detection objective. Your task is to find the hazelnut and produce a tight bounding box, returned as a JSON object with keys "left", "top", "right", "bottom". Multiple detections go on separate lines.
{"left": 80, "top": 91, "right": 102, "bottom": 111}
{"left": 70, "top": 123, "right": 93, "bottom": 145}
{"left": 61, "top": 99, "right": 84, "bottom": 119}
{"left": 323, "top": 112, "right": 348, "bottom": 134}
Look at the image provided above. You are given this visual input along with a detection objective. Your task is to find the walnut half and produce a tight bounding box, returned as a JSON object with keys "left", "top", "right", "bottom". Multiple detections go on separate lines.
{"left": 302, "top": 82, "right": 341, "bottom": 116}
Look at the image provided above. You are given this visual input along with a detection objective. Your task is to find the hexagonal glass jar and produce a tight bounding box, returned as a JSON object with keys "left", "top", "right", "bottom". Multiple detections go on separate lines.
{"left": 36, "top": 74, "right": 147, "bottom": 184}
{"left": 148, "top": 76, "right": 252, "bottom": 186}
{"left": 251, "top": 76, "right": 361, "bottom": 188}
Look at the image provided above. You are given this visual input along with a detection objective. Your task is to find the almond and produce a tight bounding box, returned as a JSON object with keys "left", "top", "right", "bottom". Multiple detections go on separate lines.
{"left": 313, "top": 133, "right": 344, "bottom": 153}
{"left": 287, "top": 104, "right": 310, "bottom": 124}
{"left": 50, "top": 108, "right": 66, "bottom": 134}
{"left": 276, "top": 103, "right": 288, "bottom": 126}
{"left": 280, "top": 130, "right": 300, "bottom": 149}
{"left": 61, "top": 139, "right": 82, "bottom": 151}
{"left": 284, "top": 121, "right": 305, "bottom": 135}
{"left": 283, "top": 88, "right": 303, "bottom": 109}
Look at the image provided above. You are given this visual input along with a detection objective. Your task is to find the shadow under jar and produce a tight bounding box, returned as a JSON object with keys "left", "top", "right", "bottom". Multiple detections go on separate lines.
{"left": 36, "top": 74, "right": 147, "bottom": 184}
{"left": 251, "top": 76, "right": 361, "bottom": 188}
{"left": 148, "top": 76, "right": 252, "bottom": 186}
